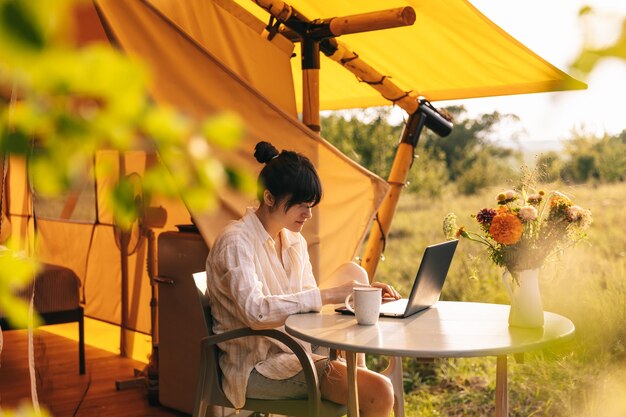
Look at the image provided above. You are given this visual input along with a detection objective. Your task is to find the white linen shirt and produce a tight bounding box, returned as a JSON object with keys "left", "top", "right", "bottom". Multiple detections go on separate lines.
{"left": 206, "top": 208, "right": 323, "bottom": 409}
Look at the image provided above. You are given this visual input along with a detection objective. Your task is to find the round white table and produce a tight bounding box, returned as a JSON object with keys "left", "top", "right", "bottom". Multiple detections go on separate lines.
{"left": 285, "top": 301, "right": 575, "bottom": 417}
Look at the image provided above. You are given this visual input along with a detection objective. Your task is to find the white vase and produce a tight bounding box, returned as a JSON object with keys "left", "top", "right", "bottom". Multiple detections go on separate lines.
{"left": 502, "top": 268, "right": 545, "bottom": 328}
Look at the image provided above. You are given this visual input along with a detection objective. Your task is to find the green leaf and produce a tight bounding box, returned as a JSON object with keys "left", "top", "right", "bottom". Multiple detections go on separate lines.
{"left": 0, "top": 0, "right": 45, "bottom": 50}
{"left": 111, "top": 177, "right": 140, "bottom": 230}
{"left": 225, "top": 167, "right": 256, "bottom": 196}
{"left": 29, "top": 156, "right": 68, "bottom": 196}
{"left": 1, "top": 129, "right": 31, "bottom": 155}
{"left": 143, "top": 165, "right": 178, "bottom": 198}
{"left": 202, "top": 112, "right": 244, "bottom": 149}
{"left": 0, "top": 294, "right": 41, "bottom": 328}
{"left": 182, "top": 186, "right": 217, "bottom": 213}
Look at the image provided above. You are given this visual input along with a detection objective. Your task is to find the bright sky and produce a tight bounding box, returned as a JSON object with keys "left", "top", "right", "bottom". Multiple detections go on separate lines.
{"left": 393, "top": 0, "right": 626, "bottom": 149}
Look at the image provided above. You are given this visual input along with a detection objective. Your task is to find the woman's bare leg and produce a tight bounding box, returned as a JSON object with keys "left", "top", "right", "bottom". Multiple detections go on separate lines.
{"left": 320, "top": 360, "right": 394, "bottom": 417}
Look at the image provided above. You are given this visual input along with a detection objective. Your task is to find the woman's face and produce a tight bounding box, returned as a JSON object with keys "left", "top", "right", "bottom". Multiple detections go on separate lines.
{"left": 276, "top": 201, "right": 314, "bottom": 233}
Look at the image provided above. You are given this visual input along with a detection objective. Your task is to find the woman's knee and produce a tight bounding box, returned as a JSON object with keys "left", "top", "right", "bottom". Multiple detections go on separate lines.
{"left": 359, "top": 370, "right": 395, "bottom": 412}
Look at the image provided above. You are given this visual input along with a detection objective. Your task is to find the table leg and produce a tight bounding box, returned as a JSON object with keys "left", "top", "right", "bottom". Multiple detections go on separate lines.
{"left": 346, "top": 351, "right": 359, "bottom": 417}
{"left": 495, "top": 355, "right": 508, "bottom": 417}
{"left": 381, "top": 356, "right": 405, "bottom": 417}
{"left": 345, "top": 350, "right": 359, "bottom": 417}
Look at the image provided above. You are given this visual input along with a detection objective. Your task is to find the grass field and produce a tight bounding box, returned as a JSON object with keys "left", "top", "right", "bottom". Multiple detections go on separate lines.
{"left": 363, "top": 181, "right": 626, "bottom": 417}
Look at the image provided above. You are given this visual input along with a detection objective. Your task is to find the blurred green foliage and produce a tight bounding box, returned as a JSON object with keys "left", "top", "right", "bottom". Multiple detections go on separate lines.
{"left": 571, "top": 6, "right": 626, "bottom": 75}
{"left": 321, "top": 106, "right": 523, "bottom": 197}
{"left": 559, "top": 131, "right": 626, "bottom": 183}
{"left": 0, "top": 243, "right": 41, "bottom": 329}
{"left": 322, "top": 108, "right": 625, "bottom": 196}
{"left": 320, "top": 107, "right": 402, "bottom": 177}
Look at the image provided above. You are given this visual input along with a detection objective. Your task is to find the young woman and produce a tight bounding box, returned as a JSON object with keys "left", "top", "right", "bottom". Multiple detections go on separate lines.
{"left": 206, "top": 141, "right": 399, "bottom": 417}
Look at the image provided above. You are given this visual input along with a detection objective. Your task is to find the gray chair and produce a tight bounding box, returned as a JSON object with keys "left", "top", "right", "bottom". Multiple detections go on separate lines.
{"left": 192, "top": 273, "right": 347, "bottom": 417}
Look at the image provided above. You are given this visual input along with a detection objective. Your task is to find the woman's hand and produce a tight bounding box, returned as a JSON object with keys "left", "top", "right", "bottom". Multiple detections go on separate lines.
{"left": 371, "top": 281, "right": 401, "bottom": 300}
{"left": 319, "top": 280, "right": 401, "bottom": 305}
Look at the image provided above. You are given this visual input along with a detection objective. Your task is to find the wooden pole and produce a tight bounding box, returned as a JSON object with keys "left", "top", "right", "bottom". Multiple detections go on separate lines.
{"left": 361, "top": 112, "right": 424, "bottom": 279}
{"left": 301, "top": 38, "right": 320, "bottom": 133}
{"left": 301, "top": 37, "right": 322, "bottom": 278}
{"left": 361, "top": 143, "right": 413, "bottom": 278}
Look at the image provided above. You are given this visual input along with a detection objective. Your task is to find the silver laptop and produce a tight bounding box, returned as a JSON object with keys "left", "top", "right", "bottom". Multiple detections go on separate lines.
{"left": 337, "top": 240, "right": 458, "bottom": 318}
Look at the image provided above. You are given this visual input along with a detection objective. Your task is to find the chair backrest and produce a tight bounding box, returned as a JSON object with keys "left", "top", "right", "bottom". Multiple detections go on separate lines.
{"left": 192, "top": 271, "right": 233, "bottom": 407}
{"left": 192, "top": 271, "right": 211, "bottom": 327}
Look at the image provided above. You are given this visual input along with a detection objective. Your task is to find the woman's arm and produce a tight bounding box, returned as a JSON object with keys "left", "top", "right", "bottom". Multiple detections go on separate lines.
{"left": 212, "top": 242, "right": 322, "bottom": 329}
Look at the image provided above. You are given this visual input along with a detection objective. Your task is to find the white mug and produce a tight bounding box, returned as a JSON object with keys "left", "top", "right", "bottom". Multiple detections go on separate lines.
{"left": 344, "top": 287, "right": 382, "bottom": 325}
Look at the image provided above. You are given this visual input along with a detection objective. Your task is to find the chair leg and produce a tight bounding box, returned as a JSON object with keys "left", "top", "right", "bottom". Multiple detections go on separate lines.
{"left": 78, "top": 311, "right": 85, "bottom": 375}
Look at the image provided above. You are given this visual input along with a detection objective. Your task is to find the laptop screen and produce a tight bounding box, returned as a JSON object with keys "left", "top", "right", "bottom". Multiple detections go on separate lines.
{"left": 402, "top": 239, "right": 458, "bottom": 317}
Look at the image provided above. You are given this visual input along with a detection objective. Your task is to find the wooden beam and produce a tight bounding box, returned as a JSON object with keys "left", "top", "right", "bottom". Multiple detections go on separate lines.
{"left": 310, "top": 7, "right": 416, "bottom": 38}
{"left": 331, "top": 7, "right": 416, "bottom": 34}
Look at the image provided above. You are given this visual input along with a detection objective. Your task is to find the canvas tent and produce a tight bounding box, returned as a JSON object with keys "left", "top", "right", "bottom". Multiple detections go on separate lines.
{"left": 2, "top": 0, "right": 584, "bottom": 358}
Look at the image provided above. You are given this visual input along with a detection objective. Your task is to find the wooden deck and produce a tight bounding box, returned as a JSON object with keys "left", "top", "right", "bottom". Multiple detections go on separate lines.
{"left": 0, "top": 328, "right": 188, "bottom": 417}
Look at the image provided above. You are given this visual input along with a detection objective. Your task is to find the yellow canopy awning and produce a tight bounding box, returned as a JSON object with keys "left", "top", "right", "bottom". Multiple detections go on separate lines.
{"left": 234, "top": 0, "right": 586, "bottom": 111}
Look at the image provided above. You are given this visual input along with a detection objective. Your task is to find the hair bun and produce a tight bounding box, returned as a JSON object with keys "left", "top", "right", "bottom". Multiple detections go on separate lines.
{"left": 254, "top": 141, "right": 279, "bottom": 164}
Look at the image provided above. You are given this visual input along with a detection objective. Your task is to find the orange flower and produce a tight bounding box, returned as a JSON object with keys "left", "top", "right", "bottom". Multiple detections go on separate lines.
{"left": 489, "top": 212, "right": 523, "bottom": 245}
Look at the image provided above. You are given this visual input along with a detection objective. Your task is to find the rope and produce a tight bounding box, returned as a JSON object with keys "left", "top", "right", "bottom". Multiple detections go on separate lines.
{"left": 28, "top": 282, "right": 41, "bottom": 414}
{"left": 364, "top": 75, "right": 387, "bottom": 86}
{"left": 374, "top": 213, "right": 387, "bottom": 255}
{"left": 0, "top": 152, "right": 6, "bottom": 240}
{"left": 340, "top": 52, "right": 359, "bottom": 64}
{"left": 265, "top": 16, "right": 281, "bottom": 41}
{"left": 385, "top": 91, "right": 411, "bottom": 105}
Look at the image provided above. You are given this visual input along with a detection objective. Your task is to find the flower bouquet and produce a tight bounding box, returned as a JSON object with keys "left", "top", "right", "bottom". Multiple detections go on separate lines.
{"left": 443, "top": 188, "right": 592, "bottom": 275}
{"left": 443, "top": 185, "right": 592, "bottom": 327}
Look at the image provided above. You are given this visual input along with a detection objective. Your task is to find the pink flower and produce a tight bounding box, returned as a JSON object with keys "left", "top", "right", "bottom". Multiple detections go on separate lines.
{"left": 518, "top": 206, "right": 538, "bottom": 222}
{"left": 504, "top": 190, "right": 517, "bottom": 200}
{"left": 527, "top": 193, "right": 543, "bottom": 205}
{"left": 567, "top": 205, "right": 592, "bottom": 228}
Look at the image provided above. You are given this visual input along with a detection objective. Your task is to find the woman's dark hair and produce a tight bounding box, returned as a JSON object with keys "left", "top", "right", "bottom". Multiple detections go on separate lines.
{"left": 254, "top": 141, "right": 322, "bottom": 211}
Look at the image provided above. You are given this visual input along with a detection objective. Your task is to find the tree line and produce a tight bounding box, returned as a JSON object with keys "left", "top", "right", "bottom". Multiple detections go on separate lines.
{"left": 320, "top": 106, "right": 626, "bottom": 197}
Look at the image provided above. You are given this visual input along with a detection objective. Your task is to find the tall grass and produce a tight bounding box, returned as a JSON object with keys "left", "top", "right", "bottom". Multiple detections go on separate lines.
{"left": 364, "top": 182, "right": 626, "bottom": 417}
